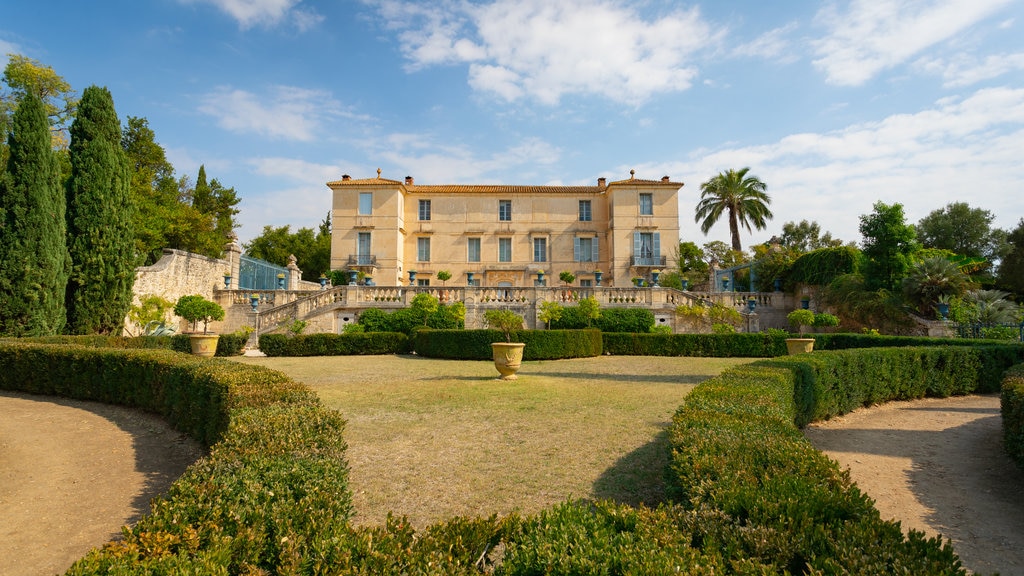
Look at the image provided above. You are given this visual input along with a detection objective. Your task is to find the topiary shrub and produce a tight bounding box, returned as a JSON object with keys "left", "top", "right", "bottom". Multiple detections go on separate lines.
{"left": 595, "top": 308, "right": 654, "bottom": 333}
{"left": 1002, "top": 363, "right": 1024, "bottom": 468}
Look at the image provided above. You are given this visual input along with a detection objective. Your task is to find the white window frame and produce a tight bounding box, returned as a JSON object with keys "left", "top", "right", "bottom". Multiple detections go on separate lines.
{"left": 499, "top": 199, "right": 512, "bottom": 221}
{"left": 417, "top": 237, "right": 431, "bottom": 262}
{"left": 498, "top": 237, "right": 512, "bottom": 262}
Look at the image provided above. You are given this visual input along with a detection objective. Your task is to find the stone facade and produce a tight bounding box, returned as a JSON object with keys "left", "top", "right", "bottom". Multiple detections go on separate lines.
{"left": 328, "top": 170, "right": 682, "bottom": 289}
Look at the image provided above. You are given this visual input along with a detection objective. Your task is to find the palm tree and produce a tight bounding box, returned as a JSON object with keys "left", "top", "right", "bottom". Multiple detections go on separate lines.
{"left": 695, "top": 167, "right": 773, "bottom": 252}
{"left": 901, "top": 257, "right": 970, "bottom": 316}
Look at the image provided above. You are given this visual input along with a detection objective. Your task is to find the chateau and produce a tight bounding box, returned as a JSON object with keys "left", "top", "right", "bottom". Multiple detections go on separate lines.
{"left": 328, "top": 169, "right": 682, "bottom": 288}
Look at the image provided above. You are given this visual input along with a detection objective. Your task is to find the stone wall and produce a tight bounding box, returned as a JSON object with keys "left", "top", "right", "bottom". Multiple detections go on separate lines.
{"left": 127, "top": 248, "right": 239, "bottom": 335}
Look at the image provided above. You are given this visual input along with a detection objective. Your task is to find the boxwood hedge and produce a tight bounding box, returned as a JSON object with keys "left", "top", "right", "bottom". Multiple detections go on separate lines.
{"left": 1002, "top": 362, "right": 1024, "bottom": 468}
{"left": 18, "top": 332, "right": 248, "bottom": 356}
{"left": 2, "top": 336, "right": 1020, "bottom": 573}
{"left": 258, "top": 332, "right": 411, "bottom": 356}
{"left": 413, "top": 328, "right": 603, "bottom": 360}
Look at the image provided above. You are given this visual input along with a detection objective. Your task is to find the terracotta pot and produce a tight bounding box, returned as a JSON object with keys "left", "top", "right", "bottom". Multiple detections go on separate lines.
{"left": 189, "top": 334, "right": 220, "bottom": 357}
{"left": 491, "top": 342, "right": 526, "bottom": 380}
{"left": 785, "top": 338, "right": 815, "bottom": 355}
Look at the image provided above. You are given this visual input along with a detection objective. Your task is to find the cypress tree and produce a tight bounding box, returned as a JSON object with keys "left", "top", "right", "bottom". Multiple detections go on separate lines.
{"left": 65, "top": 86, "right": 135, "bottom": 334}
{"left": 0, "top": 92, "right": 70, "bottom": 335}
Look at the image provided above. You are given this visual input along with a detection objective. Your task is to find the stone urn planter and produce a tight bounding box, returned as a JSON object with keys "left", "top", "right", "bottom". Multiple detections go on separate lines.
{"left": 189, "top": 334, "right": 220, "bottom": 357}
{"left": 785, "top": 338, "right": 815, "bottom": 355}
{"left": 491, "top": 342, "right": 526, "bottom": 380}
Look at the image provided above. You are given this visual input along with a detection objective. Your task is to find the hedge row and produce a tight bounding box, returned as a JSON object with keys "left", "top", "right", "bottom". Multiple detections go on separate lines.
{"left": 1002, "top": 363, "right": 1024, "bottom": 467}
{"left": 17, "top": 332, "right": 248, "bottom": 356}
{"left": 413, "top": 328, "right": 603, "bottom": 360}
{"left": 258, "top": 332, "right": 411, "bottom": 357}
{"left": 665, "top": 344, "right": 1023, "bottom": 573}
{"left": 603, "top": 332, "right": 788, "bottom": 357}
{"left": 0, "top": 340, "right": 353, "bottom": 572}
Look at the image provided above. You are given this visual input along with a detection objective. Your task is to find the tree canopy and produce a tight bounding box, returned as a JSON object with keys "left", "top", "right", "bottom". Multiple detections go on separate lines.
{"left": 695, "top": 167, "right": 773, "bottom": 252}
{"left": 916, "top": 202, "right": 1009, "bottom": 266}
{"left": 0, "top": 92, "right": 70, "bottom": 336}
{"left": 997, "top": 219, "right": 1024, "bottom": 296}
{"left": 858, "top": 201, "right": 920, "bottom": 292}
{"left": 779, "top": 220, "right": 844, "bottom": 252}
{"left": 243, "top": 213, "right": 331, "bottom": 281}
{"left": 1, "top": 54, "right": 78, "bottom": 152}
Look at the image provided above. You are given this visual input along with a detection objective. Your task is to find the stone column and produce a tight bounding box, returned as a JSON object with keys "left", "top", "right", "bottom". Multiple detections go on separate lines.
{"left": 225, "top": 234, "right": 242, "bottom": 283}
{"left": 287, "top": 254, "right": 301, "bottom": 291}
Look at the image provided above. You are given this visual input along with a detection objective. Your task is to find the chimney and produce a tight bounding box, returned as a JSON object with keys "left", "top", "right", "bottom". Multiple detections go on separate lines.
{"left": 661, "top": 175, "right": 670, "bottom": 182}
{"left": 597, "top": 177, "right": 606, "bottom": 187}
{"left": 405, "top": 176, "right": 414, "bottom": 185}
{"left": 341, "top": 174, "right": 351, "bottom": 181}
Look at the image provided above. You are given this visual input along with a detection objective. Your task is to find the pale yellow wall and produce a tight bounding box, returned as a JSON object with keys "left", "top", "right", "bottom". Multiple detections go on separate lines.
{"left": 329, "top": 175, "right": 682, "bottom": 288}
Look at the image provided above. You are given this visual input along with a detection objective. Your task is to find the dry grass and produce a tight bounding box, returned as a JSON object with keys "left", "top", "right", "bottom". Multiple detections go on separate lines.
{"left": 232, "top": 354, "right": 753, "bottom": 527}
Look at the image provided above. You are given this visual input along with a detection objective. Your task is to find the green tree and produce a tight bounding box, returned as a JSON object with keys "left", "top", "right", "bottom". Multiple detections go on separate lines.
{"left": 859, "top": 201, "right": 920, "bottom": 292}
{"left": 996, "top": 219, "right": 1024, "bottom": 296}
{"left": 65, "top": 85, "right": 135, "bottom": 335}
{"left": 538, "top": 300, "right": 563, "bottom": 329}
{"left": 916, "top": 202, "right": 1006, "bottom": 262}
{"left": 780, "top": 220, "right": 843, "bottom": 253}
{"left": 1, "top": 54, "right": 78, "bottom": 154}
{"left": 0, "top": 92, "right": 70, "bottom": 335}
{"left": 901, "top": 257, "right": 970, "bottom": 317}
{"left": 577, "top": 296, "right": 601, "bottom": 327}
{"left": 185, "top": 165, "right": 240, "bottom": 258}
{"left": 695, "top": 167, "right": 773, "bottom": 252}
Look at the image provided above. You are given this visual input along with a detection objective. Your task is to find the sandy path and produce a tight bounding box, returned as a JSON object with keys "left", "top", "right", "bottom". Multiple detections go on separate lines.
{"left": 805, "top": 394, "right": 1024, "bottom": 576}
{"left": 0, "top": 392, "right": 203, "bottom": 576}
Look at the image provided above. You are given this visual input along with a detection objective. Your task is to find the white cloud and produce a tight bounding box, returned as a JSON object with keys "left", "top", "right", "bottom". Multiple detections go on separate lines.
{"left": 197, "top": 85, "right": 349, "bottom": 141}
{"left": 634, "top": 87, "right": 1024, "bottom": 247}
{"left": 371, "top": 0, "right": 717, "bottom": 105}
{"left": 732, "top": 22, "right": 800, "bottom": 62}
{"left": 811, "top": 0, "right": 1014, "bottom": 86}
{"left": 916, "top": 52, "right": 1024, "bottom": 87}
{"left": 179, "top": 0, "right": 322, "bottom": 30}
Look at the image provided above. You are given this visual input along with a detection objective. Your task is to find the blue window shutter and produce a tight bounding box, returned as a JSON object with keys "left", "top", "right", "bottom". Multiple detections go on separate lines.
{"left": 574, "top": 237, "right": 581, "bottom": 262}
{"left": 653, "top": 233, "right": 661, "bottom": 260}
{"left": 633, "top": 232, "right": 641, "bottom": 260}
{"left": 591, "top": 236, "right": 599, "bottom": 263}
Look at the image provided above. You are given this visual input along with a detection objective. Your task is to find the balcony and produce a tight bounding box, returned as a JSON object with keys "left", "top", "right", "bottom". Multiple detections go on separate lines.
{"left": 347, "top": 254, "right": 378, "bottom": 267}
{"left": 631, "top": 256, "right": 667, "bottom": 267}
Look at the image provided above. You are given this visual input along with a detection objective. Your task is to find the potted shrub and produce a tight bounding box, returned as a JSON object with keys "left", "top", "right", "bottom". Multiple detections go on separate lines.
{"left": 785, "top": 308, "right": 816, "bottom": 354}
{"left": 813, "top": 312, "right": 840, "bottom": 332}
{"left": 174, "top": 294, "right": 225, "bottom": 357}
{"left": 484, "top": 308, "right": 525, "bottom": 380}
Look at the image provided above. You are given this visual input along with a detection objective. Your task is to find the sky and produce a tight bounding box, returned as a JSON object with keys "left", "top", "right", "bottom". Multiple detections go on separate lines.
{"left": 3, "top": 0, "right": 1023, "bottom": 253}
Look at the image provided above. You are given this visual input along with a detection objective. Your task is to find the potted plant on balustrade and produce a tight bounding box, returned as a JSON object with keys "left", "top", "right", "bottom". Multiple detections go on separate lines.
{"left": 484, "top": 308, "right": 526, "bottom": 380}
{"left": 785, "top": 308, "right": 816, "bottom": 355}
{"left": 174, "top": 294, "right": 226, "bottom": 357}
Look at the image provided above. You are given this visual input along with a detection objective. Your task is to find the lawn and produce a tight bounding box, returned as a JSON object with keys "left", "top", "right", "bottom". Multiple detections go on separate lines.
{"left": 232, "top": 354, "right": 753, "bottom": 527}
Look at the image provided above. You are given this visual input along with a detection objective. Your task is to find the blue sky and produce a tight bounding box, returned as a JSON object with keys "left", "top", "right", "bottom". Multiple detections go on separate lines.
{"left": 3, "top": 0, "right": 1023, "bottom": 252}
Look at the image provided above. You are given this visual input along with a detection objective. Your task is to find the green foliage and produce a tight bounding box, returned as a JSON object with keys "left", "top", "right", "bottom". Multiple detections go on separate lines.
{"left": 997, "top": 218, "right": 1024, "bottom": 296}
{"left": 0, "top": 91, "right": 70, "bottom": 336}
{"left": 414, "top": 329, "right": 602, "bottom": 360}
{"left": 1, "top": 54, "right": 78, "bottom": 150}
{"left": 813, "top": 312, "right": 840, "bottom": 327}
{"left": 259, "top": 332, "right": 410, "bottom": 356}
{"left": 902, "top": 256, "right": 971, "bottom": 317}
{"left": 285, "top": 318, "right": 308, "bottom": 336}
{"left": 665, "top": 345, "right": 1022, "bottom": 573}
{"left": 484, "top": 308, "right": 525, "bottom": 342}
{"left": 1001, "top": 363, "right": 1024, "bottom": 468}
{"left": 576, "top": 295, "right": 601, "bottom": 327}
{"left": 410, "top": 292, "right": 439, "bottom": 326}
{"left": 823, "top": 273, "right": 916, "bottom": 335}
{"left": 243, "top": 213, "right": 331, "bottom": 281}
{"left": 917, "top": 202, "right": 1003, "bottom": 262}
{"left": 341, "top": 322, "right": 364, "bottom": 334}
{"left": 859, "top": 201, "right": 920, "bottom": 292}
{"left": 538, "top": 300, "right": 563, "bottom": 329}
{"left": 65, "top": 85, "right": 135, "bottom": 335}
{"left": 595, "top": 307, "right": 653, "bottom": 333}
{"left": 126, "top": 294, "right": 174, "bottom": 336}
{"left": 356, "top": 302, "right": 465, "bottom": 335}
{"left": 188, "top": 164, "right": 240, "bottom": 258}
{"left": 602, "top": 332, "right": 788, "bottom": 357}
{"left": 780, "top": 219, "right": 844, "bottom": 252}
{"left": 751, "top": 243, "right": 797, "bottom": 292}
{"left": 695, "top": 167, "right": 773, "bottom": 252}
{"left": 173, "top": 294, "right": 225, "bottom": 334}
{"left": 787, "top": 245, "right": 861, "bottom": 287}
{"left": 436, "top": 270, "right": 452, "bottom": 284}
{"left": 711, "top": 323, "right": 736, "bottom": 334}
{"left": 558, "top": 270, "right": 576, "bottom": 285}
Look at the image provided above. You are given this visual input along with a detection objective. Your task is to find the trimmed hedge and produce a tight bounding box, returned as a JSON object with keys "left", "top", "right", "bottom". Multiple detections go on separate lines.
{"left": 665, "top": 344, "right": 1022, "bottom": 573}
{"left": 1002, "top": 363, "right": 1024, "bottom": 467}
{"left": 414, "top": 329, "right": 603, "bottom": 360}
{"left": 258, "top": 332, "right": 411, "bottom": 356}
{"left": 0, "top": 340, "right": 352, "bottom": 572}
{"left": 603, "top": 332, "right": 788, "bottom": 357}
{"left": 18, "top": 333, "right": 248, "bottom": 356}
